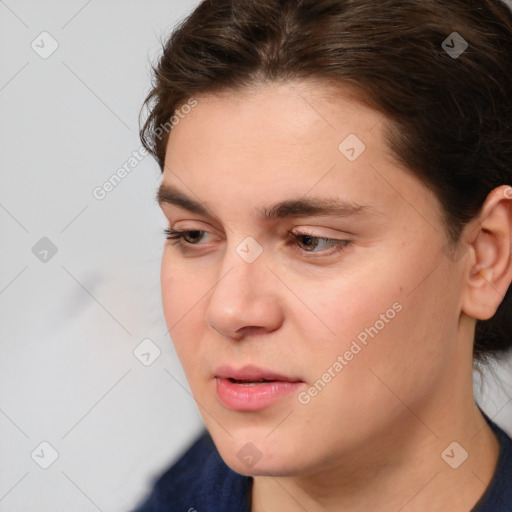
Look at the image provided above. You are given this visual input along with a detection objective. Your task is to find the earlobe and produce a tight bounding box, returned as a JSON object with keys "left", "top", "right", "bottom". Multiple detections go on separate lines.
{"left": 461, "top": 185, "right": 512, "bottom": 320}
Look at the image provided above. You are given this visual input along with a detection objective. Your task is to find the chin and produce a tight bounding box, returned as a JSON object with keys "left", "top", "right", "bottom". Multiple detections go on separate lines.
{"left": 212, "top": 432, "right": 305, "bottom": 477}
{"left": 223, "top": 452, "right": 301, "bottom": 477}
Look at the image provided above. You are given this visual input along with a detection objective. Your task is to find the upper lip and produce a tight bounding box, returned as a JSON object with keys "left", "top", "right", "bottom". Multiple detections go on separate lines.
{"left": 215, "top": 364, "right": 302, "bottom": 382}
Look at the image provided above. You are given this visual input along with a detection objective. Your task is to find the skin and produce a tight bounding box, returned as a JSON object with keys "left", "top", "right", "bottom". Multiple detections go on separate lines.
{"left": 158, "top": 81, "right": 512, "bottom": 511}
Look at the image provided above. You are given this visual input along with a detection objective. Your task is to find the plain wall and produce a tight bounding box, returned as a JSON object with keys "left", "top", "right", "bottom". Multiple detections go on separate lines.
{"left": 1, "top": 1, "right": 511, "bottom": 511}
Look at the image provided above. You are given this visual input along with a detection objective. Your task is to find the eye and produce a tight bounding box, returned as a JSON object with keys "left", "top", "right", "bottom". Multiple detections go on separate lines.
{"left": 163, "top": 228, "right": 215, "bottom": 250}
{"left": 164, "top": 228, "right": 207, "bottom": 244}
{"left": 289, "top": 231, "right": 351, "bottom": 256}
{"left": 162, "top": 228, "right": 351, "bottom": 257}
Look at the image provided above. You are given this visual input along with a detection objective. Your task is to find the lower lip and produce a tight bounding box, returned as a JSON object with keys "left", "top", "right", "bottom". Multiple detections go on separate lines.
{"left": 215, "top": 377, "right": 303, "bottom": 411}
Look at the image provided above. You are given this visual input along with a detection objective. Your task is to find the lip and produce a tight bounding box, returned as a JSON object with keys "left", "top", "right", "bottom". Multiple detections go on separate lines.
{"left": 214, "top": 364, "right": 302, "bottom": 383}
{"left": 214, "top": 364, "right": 304, "bottom": 411}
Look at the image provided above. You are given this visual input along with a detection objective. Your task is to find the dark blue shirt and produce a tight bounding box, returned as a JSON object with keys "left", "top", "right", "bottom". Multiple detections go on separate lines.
{"left": 131, "top": 413, "right": 512, "bottom": 512}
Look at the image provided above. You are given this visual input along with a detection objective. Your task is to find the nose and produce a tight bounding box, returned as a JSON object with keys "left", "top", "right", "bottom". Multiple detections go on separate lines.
{"left": 204, "top": 240, "right": 284, "bottom": 340}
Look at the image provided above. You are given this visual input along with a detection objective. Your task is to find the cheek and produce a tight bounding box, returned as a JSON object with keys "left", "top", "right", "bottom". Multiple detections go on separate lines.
{"left": 296, "top": 273, "right": 405, "bottom": 363}
{"left": 302, "top": 256, "right": 453, "bottom": 395}
{"left": 160, "top": 249, "right": 206, "bottom": 318}
{"left": 293, "top": 286, "right": 447, "bottom": 452}
{"left": 160, "top": 254, "right": 206, "bottom": 359}
{"left": 324, "top": 265, "right": 458, "bottom": 414}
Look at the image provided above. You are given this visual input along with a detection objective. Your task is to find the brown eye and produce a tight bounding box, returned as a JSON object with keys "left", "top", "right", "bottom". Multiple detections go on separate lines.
{"left": 182, "top": 230, "right": 205, "bottom": 244}
{"left": 291, "top": 231, "right": 350, "bottom": 255}
{"left": 295, "top": 234, "right": 322, "bottom": 252}
{"left": 163, "top": 228, "right": 209, "bottom": 246}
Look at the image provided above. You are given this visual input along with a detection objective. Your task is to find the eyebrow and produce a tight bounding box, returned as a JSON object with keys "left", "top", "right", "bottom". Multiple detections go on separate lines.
{"left": 156, "top": 183, "right": 378, "bottom": 221}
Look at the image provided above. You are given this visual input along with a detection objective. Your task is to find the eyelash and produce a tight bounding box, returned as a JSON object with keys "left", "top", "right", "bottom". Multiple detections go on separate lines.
{"left": 162, "top": 228, "right": 350, "bottom": 257}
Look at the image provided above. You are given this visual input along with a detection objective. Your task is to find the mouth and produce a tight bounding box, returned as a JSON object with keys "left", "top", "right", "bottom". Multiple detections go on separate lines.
{"left": 226, "top": 378, "right": 279, "bottom": 385}
{"left": 214, "top": 364, "right": 304, "bottom": 411}
{"left": 214, "top": 364, "right": 303, "bottom": 383}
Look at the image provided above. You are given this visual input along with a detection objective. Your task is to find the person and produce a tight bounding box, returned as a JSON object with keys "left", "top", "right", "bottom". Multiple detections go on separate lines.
{"left": 131, "top": 0, "right": 512, "bottom": 510}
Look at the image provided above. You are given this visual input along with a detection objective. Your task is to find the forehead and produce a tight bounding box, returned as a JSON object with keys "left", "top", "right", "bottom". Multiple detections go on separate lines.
{"left": 168, "top": 81, "right": 382, "bottom": 153}
{"left": 164, "top": 81, "right": 385, "bottom": 186}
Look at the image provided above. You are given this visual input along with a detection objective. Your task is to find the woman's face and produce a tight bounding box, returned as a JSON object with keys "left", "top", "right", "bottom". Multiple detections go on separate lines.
{"left": 159, "top": 81, "right": 468, "bottom": 476}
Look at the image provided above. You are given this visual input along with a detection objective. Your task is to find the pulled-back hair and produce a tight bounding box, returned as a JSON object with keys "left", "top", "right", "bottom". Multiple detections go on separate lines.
{"left": 140, "top": 0, "right": 512, "bottom": 363}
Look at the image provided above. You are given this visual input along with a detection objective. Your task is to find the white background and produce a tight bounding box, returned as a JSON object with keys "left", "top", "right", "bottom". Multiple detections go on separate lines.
{"left": 1, "top": 1, "right": 511, "bottom": 511}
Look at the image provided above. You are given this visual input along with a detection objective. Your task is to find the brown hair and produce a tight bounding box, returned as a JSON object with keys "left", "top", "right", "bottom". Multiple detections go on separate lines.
{"left": 140, "top": 0, "right": 512, "bottom": 363}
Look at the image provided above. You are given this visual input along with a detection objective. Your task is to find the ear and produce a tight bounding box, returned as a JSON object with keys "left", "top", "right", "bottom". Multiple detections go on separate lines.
{"left": 461, "top": 185, "right": 512, "bottom": 321}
